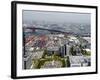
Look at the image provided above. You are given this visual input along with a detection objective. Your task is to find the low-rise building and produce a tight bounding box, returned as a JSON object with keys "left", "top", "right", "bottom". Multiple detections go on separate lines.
{"left": 69, "top": 56, "right": 91, "bottom": 67}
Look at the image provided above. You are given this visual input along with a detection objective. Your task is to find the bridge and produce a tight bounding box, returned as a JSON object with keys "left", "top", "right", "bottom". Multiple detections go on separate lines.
{"left": 23, "top": 26, "right": 90, "bottom": 37}
{"left": 23, "top": 26, "right": 74, "bottom": 34}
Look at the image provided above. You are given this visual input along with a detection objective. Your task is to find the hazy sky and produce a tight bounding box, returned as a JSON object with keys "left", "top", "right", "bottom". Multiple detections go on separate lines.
{"left": 23, "top": 10, "right": 91, "bottom": 24}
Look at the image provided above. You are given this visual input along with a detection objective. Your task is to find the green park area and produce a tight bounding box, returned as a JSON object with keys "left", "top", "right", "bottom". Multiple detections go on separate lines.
{"left": 32, "top": 50, "right": 69, "bottom": 69}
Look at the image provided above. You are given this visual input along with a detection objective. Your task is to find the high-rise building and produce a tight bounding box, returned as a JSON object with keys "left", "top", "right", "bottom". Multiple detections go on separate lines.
{"left": 66, "top": 44, "right": 70, "bottom": 56}
{"left": 59, "top": 45, "right": 65, "bottom": 57}
{"left": 59, "top": 44, "right": 70, "bottom": 57}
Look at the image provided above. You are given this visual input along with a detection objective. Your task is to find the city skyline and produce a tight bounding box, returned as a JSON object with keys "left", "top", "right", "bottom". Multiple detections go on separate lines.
{"left": 22, "top": 10, "right": 91, "bottom": 35}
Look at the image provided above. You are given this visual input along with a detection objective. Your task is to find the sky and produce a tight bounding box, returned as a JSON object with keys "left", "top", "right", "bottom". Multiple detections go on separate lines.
{"left": 22, "top": 10, "right": 91, "bottom": 24}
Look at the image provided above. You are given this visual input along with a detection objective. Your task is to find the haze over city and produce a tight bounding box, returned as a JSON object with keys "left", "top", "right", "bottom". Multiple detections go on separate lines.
{"left": 22, "top": 10, "right": 91, "bottom": 34}
{"left": 23, "top": 10, "right": 91, "bottom": 24}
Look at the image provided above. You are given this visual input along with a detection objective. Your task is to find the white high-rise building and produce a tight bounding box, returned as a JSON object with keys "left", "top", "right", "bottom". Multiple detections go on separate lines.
{"left": 66, "top": 44, "right": 71, "bottom": 56}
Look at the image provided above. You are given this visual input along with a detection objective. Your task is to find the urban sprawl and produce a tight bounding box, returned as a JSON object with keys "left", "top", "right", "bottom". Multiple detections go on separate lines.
{"left": 23, "top": 22, "right": 91, "bottom": 69}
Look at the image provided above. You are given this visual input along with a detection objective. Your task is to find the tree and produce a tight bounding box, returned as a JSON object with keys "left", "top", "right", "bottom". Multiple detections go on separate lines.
{"left": 42, "top": 49, "right": 48, "bottom": 58}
